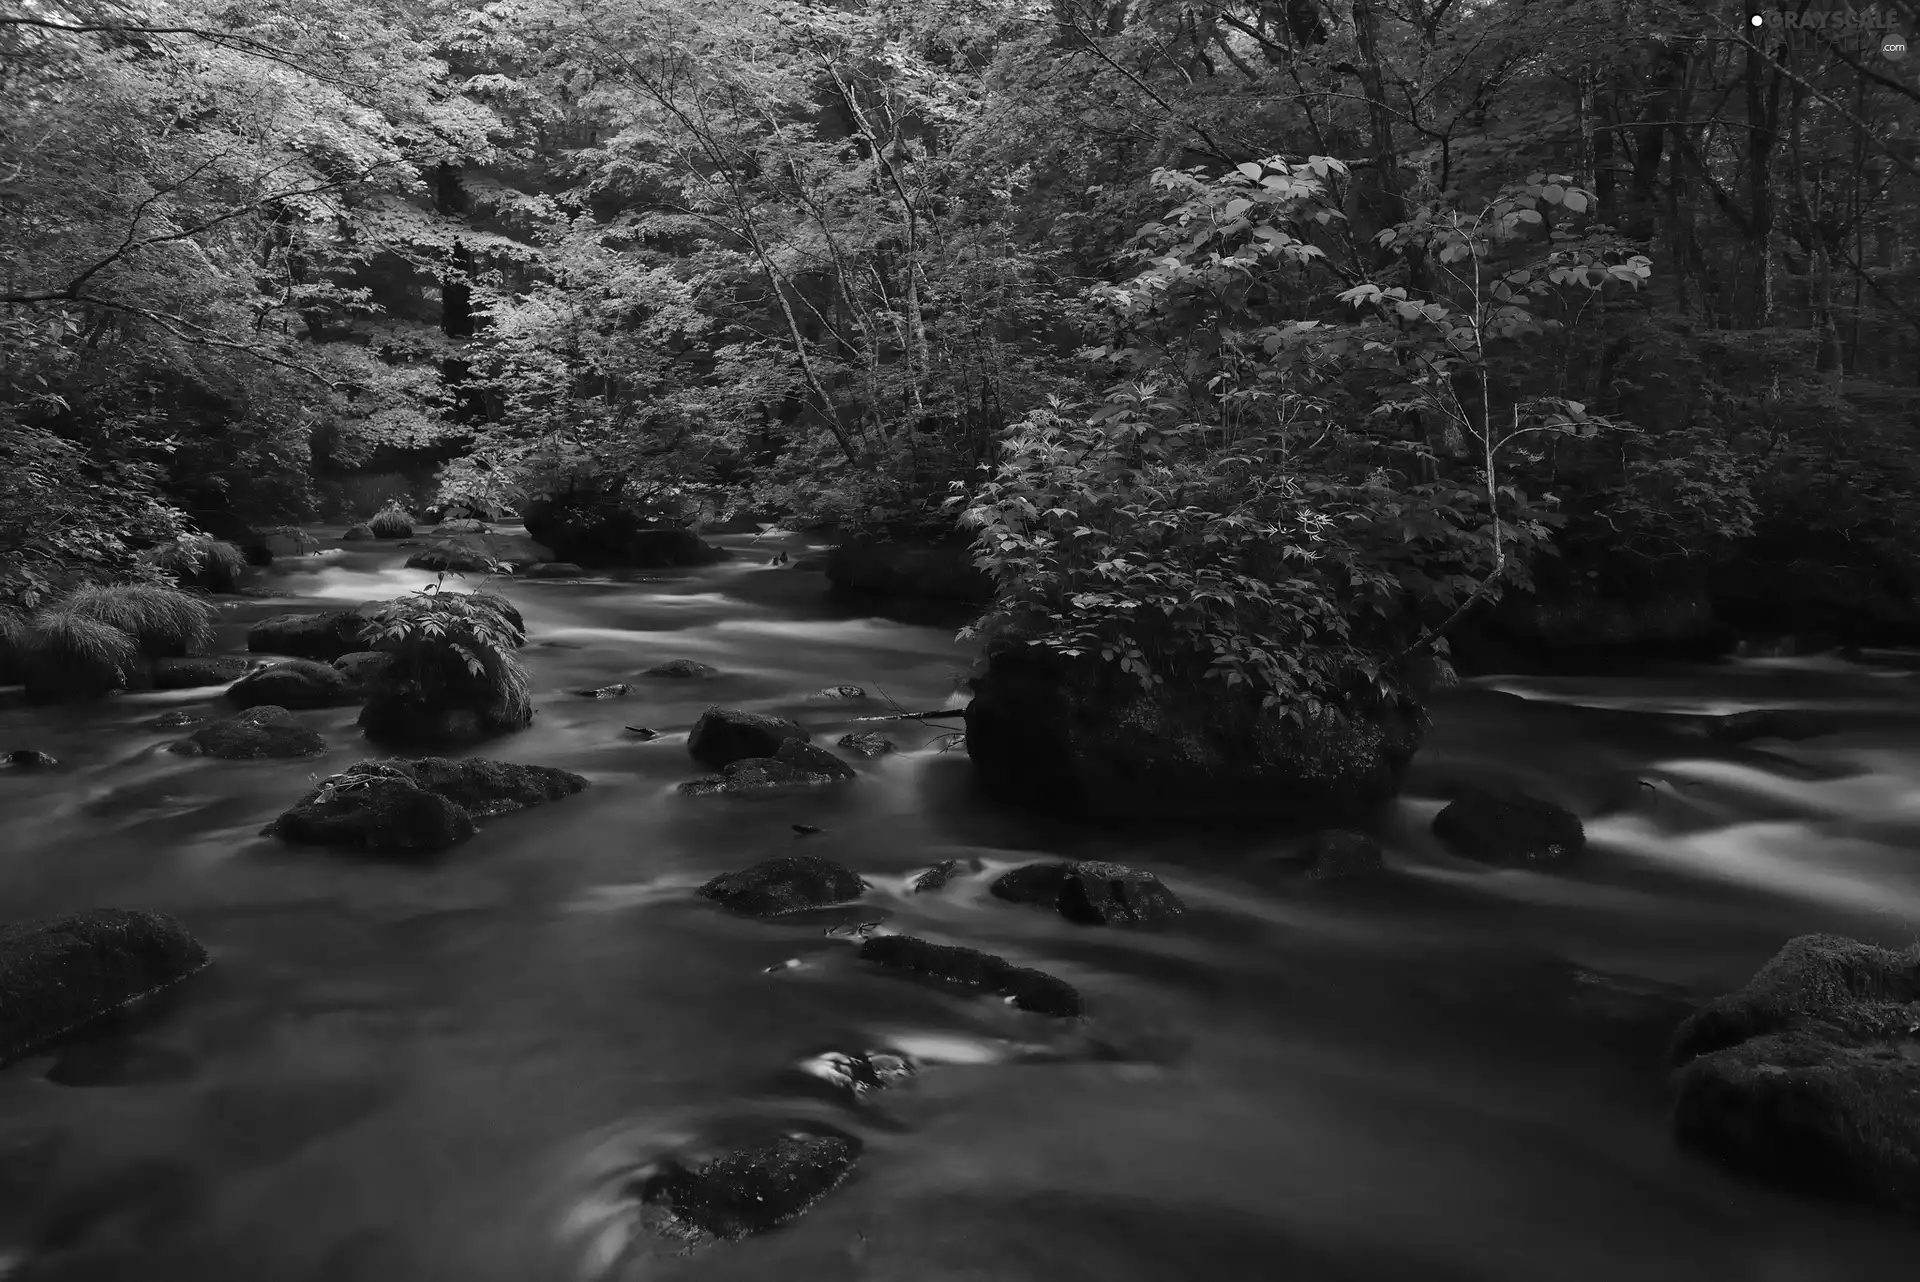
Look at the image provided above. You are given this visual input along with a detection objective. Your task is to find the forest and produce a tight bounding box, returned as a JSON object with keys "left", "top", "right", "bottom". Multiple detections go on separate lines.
{"left": 4, "top": 0, "right": 1920, "bottom": 1276}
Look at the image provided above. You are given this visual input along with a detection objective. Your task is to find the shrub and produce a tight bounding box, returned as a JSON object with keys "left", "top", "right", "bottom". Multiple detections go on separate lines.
{"left": 0, "top": 606, "right": 29, "bottom": 684}
{"left": 369, "top": 502, "right": 414, "bottom": 539}
{"left": 57, "top": 583, "right": 216, "bottom": 658}
{"left": 356, "top": 586, "right": 533, "bottom": 743}
{"left": 147, "top": 534, "right": 248, "bottom": 592}
{"left": 22, "top": 608, "right": 141, "bottom": 701}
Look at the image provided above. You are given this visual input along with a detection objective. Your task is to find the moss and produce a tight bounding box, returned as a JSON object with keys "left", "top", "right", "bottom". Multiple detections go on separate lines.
{"left": 0, "top": 910, "right": 210, "bottom": 1066}
{"left": 698, "top": 855, "right": 865, "bottom": 916}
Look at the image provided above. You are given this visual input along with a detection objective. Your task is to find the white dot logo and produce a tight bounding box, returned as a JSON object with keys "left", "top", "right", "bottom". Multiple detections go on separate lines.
{"left": 1885, "top": 34, "right": 1908, "bottom": 61}
{"left": 1750, "top": 13, "right": 1764, "bottom": 26}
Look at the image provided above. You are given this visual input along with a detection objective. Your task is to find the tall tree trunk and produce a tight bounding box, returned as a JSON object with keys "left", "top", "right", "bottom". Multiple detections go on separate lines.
{"left": 1350, "top": 0, "right": 1403, "bottom": 232}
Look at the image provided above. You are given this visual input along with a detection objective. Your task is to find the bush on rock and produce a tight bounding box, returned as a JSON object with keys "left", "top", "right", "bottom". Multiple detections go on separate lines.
{"left": 368, "top": 503, "right": 414, "bottom": 539}
{"left": 355, "top": 587, "right": 533, "bottom": 747}
{"left": 145, "top": 534, "right": 247, "bottom": 593}
{"left": 17, "top": 584, "right": 216, "bottom": 702}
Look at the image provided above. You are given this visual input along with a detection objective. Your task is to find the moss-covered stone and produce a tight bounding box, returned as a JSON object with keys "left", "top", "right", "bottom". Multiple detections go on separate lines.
{"left": 247, "top": 611, "right": 369, "bottom": 661}
{"left": 857, "top": 934, "right": 1083, "bottom": 1017}
{"left": 1432, "top": 788, "right": 1585, "bottom": 865}
{"left": 1668, "top": 935, "right": 1920, "bottom": 1213}
{"left": 269, "top": 757, "right": 587, "bottom": 855}
{"left": 170, "top": 705, "right": 326, "bottom": 759}
{"left": 697, "top": 854, "right": 865, "bottom": 916}
{"left": 227, "top": 658, "right": 358, "bottom": 709}
{"left": 0, "top": 910, "right": 210, "bottom": 1066}
{"left": 687, "top": 707, "right": 809, "bottom": 768}
{"left": 642, "top": 1134, "right": 860, "bottom": 1242}
{"left": 989, "top": 860, "right": 1185, "bottom": 926}
{"left": 150, "top": 655, "right": 250, "bottom": 690}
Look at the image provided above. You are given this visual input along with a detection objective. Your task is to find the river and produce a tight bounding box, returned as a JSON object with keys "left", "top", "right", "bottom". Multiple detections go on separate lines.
{"left": 3, "top": 529, "right": 1919, "bottom": 1281}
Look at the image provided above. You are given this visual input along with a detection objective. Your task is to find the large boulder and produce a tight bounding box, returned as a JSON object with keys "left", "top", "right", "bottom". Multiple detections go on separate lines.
{"left": 226, "top": 658, "right": 358, "bottom": 710}
{"left": 642, "top": 1134, "right": 860, "bottom": 1243}
{"left": 521, "top": 493, "right": 728, "bottom": 569}
{"left": 1668, "top": 935, "right": 1920, "bottom": 1213}
{"left": 0, "top": 910, "right": 210, "bottom": 1066}
{"left": 1431, "top": 788, "right": 1586, "bottom": 866}
{"left": 680, "top": 740, "right": 855, "bottom": 796}
{"left": 331, "top": 651, "right": 396, "bottom": 692}
{"left": 697, "top": 854, "right": 866, "bottom": 917}
{"left": 404, "top": 532, "right": 554, "bottom": 574}
{"left": 150, "top": 655, "right": 250, "bottom": 690}
{"left": 247, "top": 611, "right": 368, "bottom": 661}
{"left": 858, "top": 934, "right": 1083, "bottom": 1017}
{"left": 963, "top": 647, "right": 1423, "bottom": 820}
{"left": 169, "top": 706, "right": 326, "bottom": 759}
{"left": 826, "top": 537, "right": 990, "bottom": 602}
{"left": 989, "top": 861, "right": 1185, "bottom": 926}
{"left": 268, "top": 758, "right": 588, "bottom": 855}
{"left": 687, "top": 707, "right": 809, "bottom": 768}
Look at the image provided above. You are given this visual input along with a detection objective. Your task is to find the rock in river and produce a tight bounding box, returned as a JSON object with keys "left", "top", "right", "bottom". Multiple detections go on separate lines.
{"left": 837, "top": 731, "right": 895, "bottom": 758}
{"left": 687, "top": 707, "right": 809, "bottom": 768}
{"left": 697, "top": 854, "right": 866, "bottom": 917}
{"left": 150, "top": 655, "right": 251, "bottom": 690}
{"left": 226, "top": 658, "right": 358, "bottom": 710}
{"left": 268, "top": 758, "right": 589, "bottom": 855}
{"left": 246, "top": 611, "right": 369, "bottom": 662}
{"left": 858, "top": 934, "right": 1084, "bottom": 1017}
{"left": 680, "top": 740, "right": 856, "bottom": 796}
{"left": 1668, "top": 934, "right": 1920, "bottom": 1213}
{"left": 990, "top": 860, "right": 1185, "bottom": 926}
{"left": 1431, "top": 788, "right": 1586, "bottom": 866}
{"left": 644, "top": 659, "right": 716, "bottom": 679}
{"left": 0, "top": 909, "right": 210, "bottom": 1066}
{"left": 169, "top": 706, "right": 326, "bottom": 759}
{"left": 641, "top": 1133, "right": 861, "bottom": 1243}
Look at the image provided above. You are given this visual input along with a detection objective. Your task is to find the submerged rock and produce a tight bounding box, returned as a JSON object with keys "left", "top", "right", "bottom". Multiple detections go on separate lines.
{"left": 226, "top": 658, "right": 358, "bottom": 710}
{"left": 837, "top": 731, "right": 895, "bottom": 758}
{"left": 990, "top": 860, "right": 1185, "bottom": 926}
{"left": 0, "top": 910, "right": 210, "bottom": 1066}
{"left": 858, "top": 934, "right": 1084, "bottom": 1017}
{"left": 697, "top": 854, "right": 866, "bottom": 917}
{"left": 1668, "top": 934, "right": 1920, "bottom": 1213}
{"left": 964, "top": 646, "right": 1423, "bottom": 820}
{"left": 641, "top": 1133, "right": 861, "bottom": 1242}
{"left": 268, "top": 757, "right": 588, "bottom": 855}
{"left": 687, "top": 707, "right": 809, "bottom": 768}
{"left": 3, "top": 750, "right": 58, "bottom": 769}
{"left": 797, "top": 1049, "right": 915, "bottom": 1100}
{"left": 911, "top": 858, "right": 977, "bottom": 893}
{"left": 680, "top": 740, "right": 856, "bottom": 796}
{"left": 169, "top": 706, "right": 326, "bottom": 759}
{"left": 1431, "top": 788, "right": 1586, "bottom": 865}
{"left": 434, "top": 518, "right": 491, "bottom": 535}
{"left": 1702, "top": 709, "right": 1842, "bottom": 744}
{"left": 144, "top": 710, "right": 204, "bottom": 731}
{"left": 247, "top": 611, "right": 368, "bottom": 661}
{"left": 521, "top": 561, "right": 586, "bottom": 580}
{"left": 571, "top": 683, "right": 632, "bottom": 698}
{"left": 1304, "top": 829, "right": 1385, "bottom": 881}
{"left": 342, "top": 523, "right": 375, "bottom": 541}
{"left": 644, "top": 659, "right": 716, "bottom": 679}
{"left": 150, "top": 655, "right": 250, "bottom": 690}
{"left": 808, "top": 685, "right": 866, "bottom": 701}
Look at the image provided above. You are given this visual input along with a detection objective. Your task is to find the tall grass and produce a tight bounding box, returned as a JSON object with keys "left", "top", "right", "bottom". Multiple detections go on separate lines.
{"left": 23, "top": 608, "right": 141, "bottom": 700}
{"left": 0, "top": 606, "right": 28, "bottom": 684}
{"left": 369, "top": 502, "right": 414, "bottom": 539}
{"left": 147, "top": 534, "right": 248, "bottom": 592}
{"left": 59, "top": 583, "right": 216, "bottom": 657}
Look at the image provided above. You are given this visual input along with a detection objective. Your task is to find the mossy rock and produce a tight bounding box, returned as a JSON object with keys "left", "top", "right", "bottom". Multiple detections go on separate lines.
{"left": 169, "top": 706, "right": 326, "bottom": 759}
{"left": 226, "top": 658, "right": 358, "bottom": 710}
{"left": 687, "top": 707, "right": 809, "bottom": 768}
{"left": 1668, "top": 935, "right": 1920, "bottom": 1214}
{"left": 269, "top": 757, "right": 588, "bottom": 855}
{"left": 0, "top": 910, "right": 210, "bottom": 1066}
{"left": 697, "top": 854, "right": 866, "bottom": 917}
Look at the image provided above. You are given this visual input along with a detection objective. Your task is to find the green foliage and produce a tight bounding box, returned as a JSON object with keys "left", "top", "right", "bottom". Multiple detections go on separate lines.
{"left": 146, "top": 535, "right": 248, "bottom": 593}
{"left": 360, "top": 586, "right": 531, "bottom": 731}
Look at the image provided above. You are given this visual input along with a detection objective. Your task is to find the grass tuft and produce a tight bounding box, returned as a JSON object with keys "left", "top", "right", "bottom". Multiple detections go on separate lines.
{"left": 23, "top": 608, "right": 140, "bottom": 701}
{"left": 59, "top": 582, "right": 216, "bottom": 657}
{"left": 369, "top": 503, "right": 414, "bottom": 539}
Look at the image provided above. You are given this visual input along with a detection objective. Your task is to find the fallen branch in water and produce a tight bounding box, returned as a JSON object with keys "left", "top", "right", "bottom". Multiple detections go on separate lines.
{"left": 850, "top": 707, "right": 968, "bottom": 723}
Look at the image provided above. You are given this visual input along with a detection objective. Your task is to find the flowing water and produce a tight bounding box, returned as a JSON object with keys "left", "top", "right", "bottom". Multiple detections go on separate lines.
{"left": 4, "top": 530, "right": 1920, "bottom": 1282}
